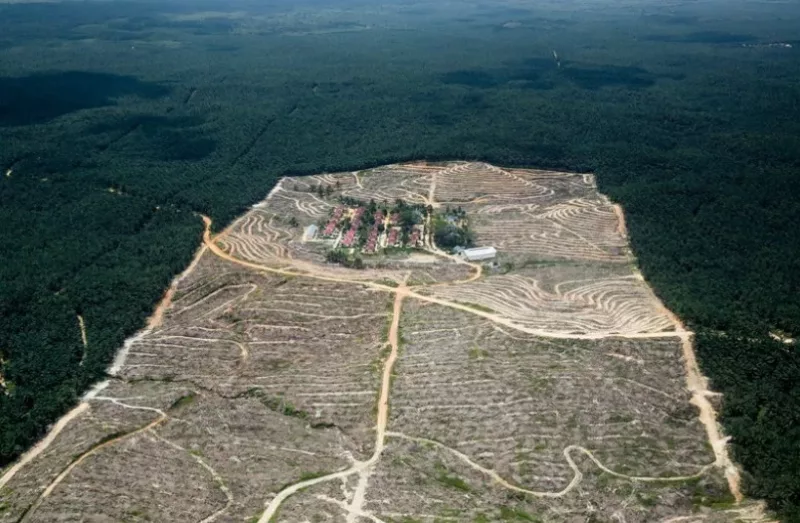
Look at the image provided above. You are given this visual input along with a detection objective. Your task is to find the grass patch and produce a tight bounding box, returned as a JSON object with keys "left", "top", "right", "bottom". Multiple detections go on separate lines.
{"left": 249, "top": 390, "right": 312, "bottom": 420}
{"left": 455, "top": 301, "right": 495, "bottom": 314}
{"left": 299, "top": 470, "right": 329, "bottom": 481}
{"left": 383, "top": 246, "right": 415, "bottom": 256}
{"left": 690, "top": 480, "right": 737, "bottom": 509}
{"left": 500, "top": 506, "right": 540, "bottom": 521}
{"left": 436, "top": 472, "right": 472, "bottom": 492}
{"left": 432, "top": 459, "right": 471, "bottom": 491}
{"left": 607, "top": 412, "right": 635, "bottom": 423}
{"left": 371, "top": 343, "right": 392, "bottom": 374}
{"left": 636, "top": 491, "right": 658, "bottom": 507}
{"left": 125, "top": 507, "right": 149, "bottom": 519}
{"left": 469, "top": 346, "right": 488, "bottom": 359}
{"left": 376, "top": 278, "right": 400, "bottom": 287}
{"left": 168, "top": 392, "right": 196, "bottom": 410}
{"left": 528, "top": 377, "right": 552, "bottom": 392}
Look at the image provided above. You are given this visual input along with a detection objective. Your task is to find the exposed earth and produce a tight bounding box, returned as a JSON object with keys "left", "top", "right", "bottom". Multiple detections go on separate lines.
{"left": 0, "top": 162, "right": 765, "bottom": 522}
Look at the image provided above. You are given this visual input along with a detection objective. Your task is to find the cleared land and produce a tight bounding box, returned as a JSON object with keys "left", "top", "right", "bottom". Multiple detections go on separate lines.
{"left": 0, "top": 162, "right": 761, "bottom": 522}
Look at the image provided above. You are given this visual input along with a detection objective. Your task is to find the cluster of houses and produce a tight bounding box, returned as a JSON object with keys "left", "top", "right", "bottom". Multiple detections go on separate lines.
{"left": 364, "top": 211, "right": 385, "bottom": 252}
{"left": 304, "top": 203, "right": 496, "bottom": 263}
{"left": 340, "top": 207, "right": 365, "bottom": 247}
{"left": 323, "top": 207, "right": 345, "bottom": 236}
{"left": 306, "top": 204, "right": 430, "bottom": 254}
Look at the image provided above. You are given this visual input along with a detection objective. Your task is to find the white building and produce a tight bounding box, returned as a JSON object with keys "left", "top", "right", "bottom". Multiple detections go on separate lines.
{"left": 461, "top": 246, "right": 496, "bottom": 262}
{"left": 304, "top": 224, "right": 318, "bottom": 241}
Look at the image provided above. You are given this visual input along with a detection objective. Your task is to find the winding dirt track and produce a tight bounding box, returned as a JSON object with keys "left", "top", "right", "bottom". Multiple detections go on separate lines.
{"left": 0, "top": 242, "right": 212, "bottom": 497}
{"left": 0, "top": 165, "right": 743, "bottom": 522}
{"left": 203, "top": 216, "right": 680, "bottom": 342}
{"left": 257, "top": 282, "right": 407, "bottom": 523}
{"left": 197, "top": 170, "right": 733, "bottom": 520}
{"left": 647, "top": 286, "right": 743, "bottom": 502}
{"left": 19, "top": 401, "right": 167, "bottom": 523}
{"left": 0, "top": 404, "right": 90, "bottom": 492}
{"left": 386, "top": 432, "right": 714, "bottom": 498}
{"left": 148, "top": 245, "right": 209, "bottom": 330}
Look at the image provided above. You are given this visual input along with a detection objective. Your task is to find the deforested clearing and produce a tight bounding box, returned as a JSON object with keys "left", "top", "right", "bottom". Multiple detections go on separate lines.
{"left": 0, "top": 162, "right": 765, "bottom": 522}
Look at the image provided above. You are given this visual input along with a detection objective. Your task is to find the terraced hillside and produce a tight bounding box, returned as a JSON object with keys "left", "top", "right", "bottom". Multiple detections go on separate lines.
{"left": 0, "top": 163, "right": 765, "bottom": 522}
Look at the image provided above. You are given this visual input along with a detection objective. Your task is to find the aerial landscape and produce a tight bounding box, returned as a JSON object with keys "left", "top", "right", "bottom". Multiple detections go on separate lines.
{"left": 1, "top": 0, "right": 799, "bottom": 521}
{"left": 0, "top": 162, "right": 755, "bottom": 521}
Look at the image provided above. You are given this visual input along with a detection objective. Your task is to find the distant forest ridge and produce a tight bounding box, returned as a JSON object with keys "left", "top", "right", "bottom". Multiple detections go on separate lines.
{"left": 0, "top": 0, "right": 799, "bottom": 519}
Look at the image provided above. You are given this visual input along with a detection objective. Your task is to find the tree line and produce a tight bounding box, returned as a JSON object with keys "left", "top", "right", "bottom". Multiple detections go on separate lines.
{"left": 0, "top": 0, "right": 799, "bottom": 517}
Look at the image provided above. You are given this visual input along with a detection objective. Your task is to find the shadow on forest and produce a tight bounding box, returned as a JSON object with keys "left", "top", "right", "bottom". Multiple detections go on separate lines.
{"left": 442, "top": 57, "right": 658, "bottom": 91}
{"left": 0, "top": 71, "right": 168, "bottom": 126}
{"left": 560, "top": 63, "right": 656, "bottom": 90}
{"left": 442, "top": 70, "right": 499, "bottom": 88}
{"left": 206, "top": 42, "right": 242, "bottom": 53}
{"left": 643, "top": 31, "right": 757, "bottom": 44}
{"left": 88, "top": 114, "right": 216, "bottom": 161}
{"left": 108, "top": 15, "right": 237, "bottom": 34}
{"left": 641, "top": 14, "right": 699, "bottom": 25}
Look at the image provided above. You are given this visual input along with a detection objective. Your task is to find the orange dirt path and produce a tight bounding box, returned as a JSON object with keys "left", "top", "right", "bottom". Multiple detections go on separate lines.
{"left": 0, "top": 169, "right": 745, "bottom": 521}
{"left": 147, "top": 244, "right": 208, "bottom": 330}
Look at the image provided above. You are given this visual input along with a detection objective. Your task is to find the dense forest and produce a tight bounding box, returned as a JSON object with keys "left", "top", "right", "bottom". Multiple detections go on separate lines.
{"left": 1, "top": 0, "right": 799, "bottom": 518}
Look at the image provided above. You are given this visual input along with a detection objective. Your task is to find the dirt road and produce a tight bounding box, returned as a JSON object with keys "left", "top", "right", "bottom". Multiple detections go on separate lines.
{"left": 635, "top": 264, "right": 743, "bottom": 502}
{"left": 0, "top": 403, "right": 90, "bottom": 491}
{"left": 258, "top": 282, "right": 406, "bottom": 522}
{"left": 1, "top": 168, "right": 742, "bottom": 522}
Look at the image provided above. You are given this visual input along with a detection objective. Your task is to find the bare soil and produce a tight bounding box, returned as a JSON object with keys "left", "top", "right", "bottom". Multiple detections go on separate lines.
{"left": 0, "top": 162, "right": 762, "bottom": 523}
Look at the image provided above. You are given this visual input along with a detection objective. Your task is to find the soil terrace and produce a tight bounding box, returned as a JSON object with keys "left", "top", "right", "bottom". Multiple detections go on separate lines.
{"left": 0, "top": 162, "right": 761, "bottom": 523}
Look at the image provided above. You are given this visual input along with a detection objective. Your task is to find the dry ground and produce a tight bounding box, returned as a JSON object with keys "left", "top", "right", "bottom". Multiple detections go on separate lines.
{"left": 0, "top": 162, "right": 762, "bottom": 523}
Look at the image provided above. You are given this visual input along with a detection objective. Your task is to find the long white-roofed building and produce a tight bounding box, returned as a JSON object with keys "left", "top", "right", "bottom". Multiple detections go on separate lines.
{"left": 461, "top": 246, "right": 497, "bottom": 261}
{"left": 303, "top": 224, "right": 318, "bottom": 241}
